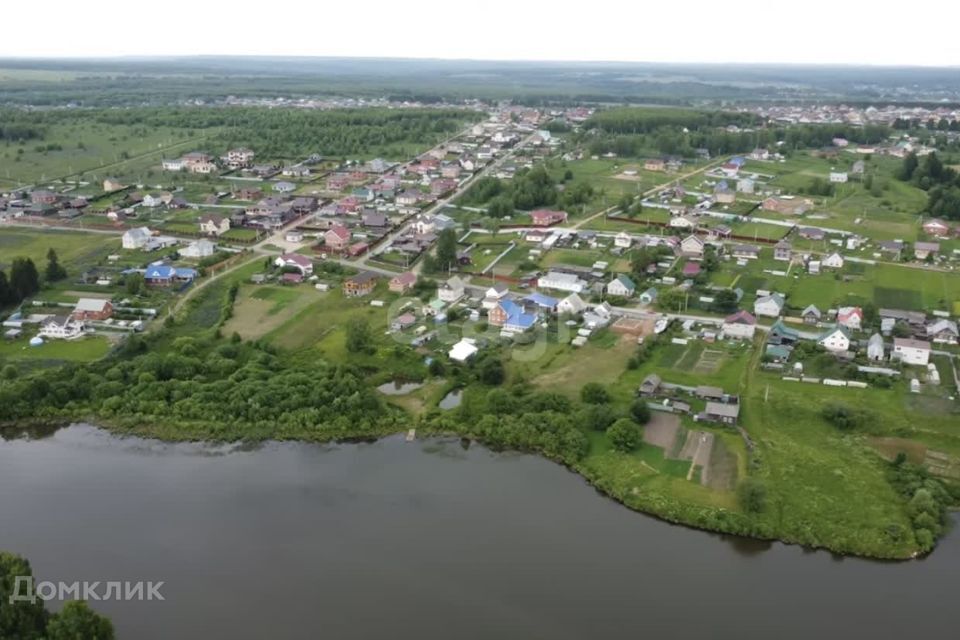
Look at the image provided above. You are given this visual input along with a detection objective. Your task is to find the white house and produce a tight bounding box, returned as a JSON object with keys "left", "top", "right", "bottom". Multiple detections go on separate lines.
{"left": 829, "top": 172, "right": 849, "bottom": 183}
{"left": 141, "top": 193, "right": 168, "bottom": 208}
{"left": 927, "top": 319, "right": 959, "bottom": 344}
{"left": 448, "top": 338, "right": 478, "bottom": 363}
{"left": 122, "top": 227, "right": 153, "bottom": 250}
{"left": 836, "top": 306, "right": 863, "bottom": 331}
{"left": 754, "top": 293, "right": 785, "bottom": 318}
{"left": 669, "top": 216, "right": 695, "bottom": 229}
{"left": 639, "top": 288, "right": 658, "bottom": 305}
{"left": 680, "top": 235, "right": 704, "bottom": 258}
{"left": 39, "top": 315, "right": 84, "bottom": 340}
{"left": 722, "top": 310, "right": 757, "bottom": 340}
{"left": 614, "top": 232, "right": 633, "bottom": 249}
{"left": 180, "top": 239, "right": 217, "bottom": 259}
{"left": 438, "top": 276, "right": 465, "bottom": 303}
{"left": 822, "top": 252, "right": 845, "bottom": 269}
{"left": 606, "top": 275, "right": 636, "bottom": 298}
{"left": 893, "top": 338, "right": 931, "bottom": 366}
{"left": 161, "top": 159, "right": 185, "bottom": 171}
{"left": 199, "top": 214, "right": 230, "bottom": 237}
{"left": 537, "top": 271, "right": 587, "bottom": 294}
{"left": 818, "top": 326, "right": 851, "bottom": 353}
{"left": 737, "top": 178, "right": 755, "bottom": 194}
{"left": 867, "top": 333, "right": 885, "bottom": 361}
{"left": 482, "top": 283, "right": 510, "bottom": 310}
{"left": 274, "top": 253, "right": 314, "bottom": 275}
{"left": 558, "top": 293, "right": 587, "bottom": 315}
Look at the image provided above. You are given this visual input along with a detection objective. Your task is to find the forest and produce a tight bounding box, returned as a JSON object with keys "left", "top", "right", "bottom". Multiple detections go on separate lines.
{"left": 897, "top": 151, "right": 960, "bottom": 219}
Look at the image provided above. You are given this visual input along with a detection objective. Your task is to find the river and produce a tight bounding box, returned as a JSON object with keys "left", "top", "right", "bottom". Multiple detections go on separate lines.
{"left": 0, "top": 424, "right": 955, "bottom": 639}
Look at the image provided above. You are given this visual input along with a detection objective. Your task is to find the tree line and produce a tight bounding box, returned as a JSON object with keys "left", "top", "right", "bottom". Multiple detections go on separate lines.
{"left": 0, "top": 251, "right": 68, "bottom": 309}
{"left": 897, "top": 151, "right": 960, "bottom": 219}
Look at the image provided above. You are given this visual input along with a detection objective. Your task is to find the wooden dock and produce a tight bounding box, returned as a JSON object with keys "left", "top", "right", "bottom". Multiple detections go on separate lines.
{"left": 405, "top": 428, "right": 416, "bottom": 442}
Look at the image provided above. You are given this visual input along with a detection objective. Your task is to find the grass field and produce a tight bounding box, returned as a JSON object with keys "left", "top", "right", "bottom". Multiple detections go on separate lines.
{"left": 0, "top": 228, "right": 120, "bottom": 271}
{"left": 0, "top": 335, "right": 112, "bottom": 363}
{"left": 223, "top": 284, "right": 322, "bottom": 340}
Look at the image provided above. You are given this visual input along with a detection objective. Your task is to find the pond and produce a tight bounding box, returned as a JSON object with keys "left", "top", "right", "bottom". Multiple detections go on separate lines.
{"left": 438, "top": 388, "right": 463, "bottom": 409}
{"left": 376, "top": 381, "right": 424, "bottom": 395}
{"left": 0, "top": 424, "right": 955, "bottom": 640}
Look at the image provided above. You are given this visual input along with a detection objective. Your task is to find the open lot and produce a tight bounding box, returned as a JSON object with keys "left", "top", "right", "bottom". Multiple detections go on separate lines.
{"left": 222, "top": 284, "right": 323, "bottom": 341}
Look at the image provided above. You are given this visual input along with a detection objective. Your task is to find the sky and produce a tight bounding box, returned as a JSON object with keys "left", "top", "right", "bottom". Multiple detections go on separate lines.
{"left": 3, "top": 0, "right": 960, "bottom": 66}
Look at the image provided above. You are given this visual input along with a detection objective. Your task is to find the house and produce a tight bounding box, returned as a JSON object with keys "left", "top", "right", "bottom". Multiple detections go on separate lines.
{"left": 343, "top": 272, "right": 378, "bottom": 297}
{"left": 614, "top": 232, "right": 633, "bottom": 249}
{"left": 737, "top": 178, "right": 755, "bottom": 194}
{"left": 762, "top": 196, "right": 809, "bottom": 216}
{"left": 773, "top": 240, "right": 792, "bottom": 261}
{"left": 922, "top": 219, "right": 950, "bottom": 236}
{"left": 700, "top": 402, "right": 740, "bottom": 426}
{"left": 199, "top": 213, "right": 230, "bottom": 237}
{"left": 438, "top": 276, "right": 465, "bottom": 303}
{"left": 39, "top": 315, "right": 84, "bottom": 340}
{"left": 482, "top": 283, "right": 511, "bottom": 310}
{"left": 103, "top": 178, "right": 124, "bottom": 192}
{"left": 395, "top": 191, "right": 421, "bottom": 207}
{"left": 802, "top": 304, "right": 822, "bottom": 325}
{"left": 391, "top": 313, "right": 417, "bottom": 331}
{"left": 530, "top": 209, "right": 568, "bottom": 226}
{"left": 852, "top": 160, "right": 865, "bottom": 175}
{"left": 144, "top": 265, "right": 176, "bottom": 286}
{"left": 836, "top": 306, "right": 864, "bottom": 331}
{"left": 274, "top": 253, "right": 314, "bottom": 276}
{"left": 236, "top": 187, "right": 264, "bottom": 201}
{"left": 644, "top": 158, "right": 666, "bottom": 172}
{"left": 638, "top": 374, "right": 662, "bottom": 396}
{"left": 141, "top": 193, "right": 169, "bottom": 208}
{"left": 524, "top": 292, "right": 559, "bottom": 312}
{"left": 768, "top": 319, "right": 799, "bottom": 345}
{"left": 285, "top": 230, "right": 304, "bottom": 243}
{"left": 324, "top": 225, "right": 352, "bottom": 252}
{"left": 162, "top": 158, "right": 185, "bottom": 171}
{"left": 488, "top": 300, "right": 536, "bottom": 332}
{"left": 389, "top": 272, "right": 417, "bottom": 294}
{"left": 878, "top": 240, "right": 904, "bottom": 258}
{"left": 282, "top": 165, "right": 311, "bottom": 178}
{"left": 682, "top": 262, "right": 701, "bottom": 278}
{"left": 714, "top": 181, "right": 735, "bottom": 204}
{"left": 669, "top": 216, "right": 695, "bottom": 229}
{"left": 799, "top": 227, "right": 825, "bottom": 241}
{"left": 867, "top": 334, "right": 885, "bottom": 361}
{"left": 180, "top": 239, "right": 217, "bottom": 259}
{"left": 913, "top": 241, "right": 940, "bottom": 260}
{"left": 558, "top": 293, "right": 587, "bottom": 315}
{"left": 680, "top": 235, "right": 704, "bottom": 259}
{"left": 927, "top": 319, "right": 959, "bottom": 344}
{"left": 537, "top": 271, "right": 587, "bottom": 294}
{"left": 122, "top": 227, "right": 153, "bottom": 250}
{"left": 754, "top": 293, "right": 785, "bottom": 318}
{"left": 822, "top": 252, "right": 845, "bottom": 269}
{"left": 606, "top": 274, "right": 636, "bottom": 298}
{"left": 893, "top": 337, "right": 931, "bottom": 366}
{"left": 448, "top": 338, "right": 479, "bottom": 362}
{"left": 829, "top": 171, "right": 849, "bottom": 183}
{"left": 639, "top": 288, "right": 658, "bottom": 305}
{"left": 281, "top": 272, "right": 304, "bottom": 285}
{"left": 722, "top": 310, "right": 757, "bottom": 340}
{"left": 273, "top": 181, "right": 296, "bottom": 194}
{"left": 362, "top": 211, "right": 389, "bottom": 228}
{"left": 222, "top": 147, "right": 255, "bottom": 169}
{"left": 73, "top": 298, "right": 113, "bottom": 321}
{"left": 818, "top": 325, "right": 851, "bottom": 353}
{"left": 731, "top": 244, "right": 760, "bottom": 260}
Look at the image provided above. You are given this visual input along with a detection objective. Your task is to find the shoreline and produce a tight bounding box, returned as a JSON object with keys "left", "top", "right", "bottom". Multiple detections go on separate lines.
{"left": 0, "top": 418, "right": 929, "bottom": 562}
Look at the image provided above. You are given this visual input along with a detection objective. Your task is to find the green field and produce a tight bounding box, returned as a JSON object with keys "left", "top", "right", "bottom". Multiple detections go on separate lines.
{"left": 0, "top": 335, "right": 112, "bottom": 364}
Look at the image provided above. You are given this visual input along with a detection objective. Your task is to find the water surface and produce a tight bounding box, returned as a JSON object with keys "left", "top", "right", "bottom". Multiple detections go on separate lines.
{"left": 0, "top": 424, "right": 955, "bottom": 640}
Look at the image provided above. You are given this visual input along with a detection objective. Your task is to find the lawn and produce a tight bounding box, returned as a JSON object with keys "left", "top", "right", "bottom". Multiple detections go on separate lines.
{"left": 222, "top": 284, "right": 322, "bottom": 341}
{"left": 0, "top": 335, "right": 112, "bottom": 363}
{"left": 0, "top": 228, "right": 120, "bottom": 271}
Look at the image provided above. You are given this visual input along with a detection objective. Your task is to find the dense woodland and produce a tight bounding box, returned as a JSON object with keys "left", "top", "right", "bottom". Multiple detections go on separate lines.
{"left": 897, "top": 151, "right": 960, "bottom": 219}
{"left": 0, "top": 107, "right": 479, "bottom": 160}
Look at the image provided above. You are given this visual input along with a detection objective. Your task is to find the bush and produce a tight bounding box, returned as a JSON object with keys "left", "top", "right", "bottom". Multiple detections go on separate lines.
{"left": 607, "top": 418, "right": 640, "bottom": 452}
{"left": 629, "top": 399, "right": 651, "bottom": 424}
{"left": 737, "top": 479, "right": 767, "bottom": 513}
{"left": 580, "top": 382, "right": 610, "bottom": 404}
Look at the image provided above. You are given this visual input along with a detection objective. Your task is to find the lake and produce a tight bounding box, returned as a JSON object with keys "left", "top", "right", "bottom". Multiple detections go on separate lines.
{"left": 0, "top": 424, "right": 955, "bottom": 639}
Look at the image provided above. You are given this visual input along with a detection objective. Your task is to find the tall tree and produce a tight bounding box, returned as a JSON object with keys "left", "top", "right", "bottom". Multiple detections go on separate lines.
{"left": 0, "top": 270, "right": 12, "bottom": 306}
{"left": 46, "top": 601, "right": 115, "bottom": 640}
{"left": 9, "top": 258, "right": 40, "bottom": 301}
{"left": 434, "top": 228, "right": 458, "bottom": 273}
{"left": 44, "top": 248, "right": 67, "bottom": 283}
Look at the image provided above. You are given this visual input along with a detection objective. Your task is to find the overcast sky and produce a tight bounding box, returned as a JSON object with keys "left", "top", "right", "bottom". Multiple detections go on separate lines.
{"left": 3, "top": 0, "right": 959, "bottom": 66}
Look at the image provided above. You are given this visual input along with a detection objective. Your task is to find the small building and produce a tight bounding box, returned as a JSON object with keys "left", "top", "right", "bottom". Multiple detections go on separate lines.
{"left": 802, "top": 304, "right": 822, "bottom": 325}
{"left": 342, "top": 272, "right": 379, "bottom": 297}
{"left": 700, "top": 402, "right": 740, "bottom": 426}
{"left": 731, "top": 244, "right": 760, "bottom": 260}
{"left": 488, "top": 300, "right": 536, "bottom": 333}
{"left": 922, "top": 219, "right": 950, "bottom": 236}
{"left": 122, "top": 227, "right": 153, "bottom": 250}
{"left": 324, "top": 225, "right": 352, "bottom": 252}
{"left": 39, "top": 315, "right": 84, "bottom": 340}
{"left": 537, "top": 271, "right": 587, "bottom": 294}
{"left": 913, "top": 241, "right": 940, "bottom": 260}
{"left": 773, "top": 240, "right": 792, "bottom": 262}
{"left": 644, "top": 158, "right": 666, "bottom": 172}
{"left": 558, "top": 293, "right": 587, "bottom": 315}
{"left": 927, "top": 319, "right": 959, "bottom": 344}
{"left": 836, "top": 306, "right": 864, "bottom": 331}
{"left": 389, "top": 272, "right": 417, "bottom": 294}
{"left": 682, "top": 262, "right": 701, "bottom": 278}
{"left": 438, "top": 276, "right": 466, "bottom": 303}
{"left": 680, "top": 235, "right": 704, "bottom": 259}
{"left": 638, "top": 374, "right": 662, "bottom": 396}
{"left": 73, "top": 298, "right": 113, "bottom": 321}
{"left": 822, "top": 252, "right": 845, "bottom": 269}
{"left": 867, "top": 333, "right": 885, "bottom": 361}
{"left": 639, "top": 288, "right": 658, "bottom": 305}
{"left": 737, "top": 178, "right": 755, "bottom": 194}
{"left": 606, "top": 274, "right": 636, "bottom": 298}
{"left": 754, "top": 293, "right": 785, "bottom": 318}
{"left": 482, "top": 283, "right": 511, "bottom": 310}
{"left": 614, "top": 232, "right": 633, "bottom": 249}
{"left": 893, "top": 337, "right": 931, "bottom": 366}
{"left": 818, "top": 325, "right": 851, "bottom": 353}
{"left": 275, "top": 253, "right": 314, "bottom": 276}
{"left": 829, "top": 172, "right": 848, "bottom": 183}
{"left": 180, "top": 239, "right": 217, "bottom": 259}
{"left": 273, "top": 181, "right": 297, "bottom": 194}
{"left": 199, "top": 214, "right": 230, "bottom": 237}
{"left": 449, "top": 338, "right": 479, "bottom": 363}
{"left": 103, "top": 178, "right": 124, "bottom": 192}
{"left": 722, "top": 310, "right": 757, "bottom": 340}
{"left": 530, "top": 209, "right": 568, "bottom": 227}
